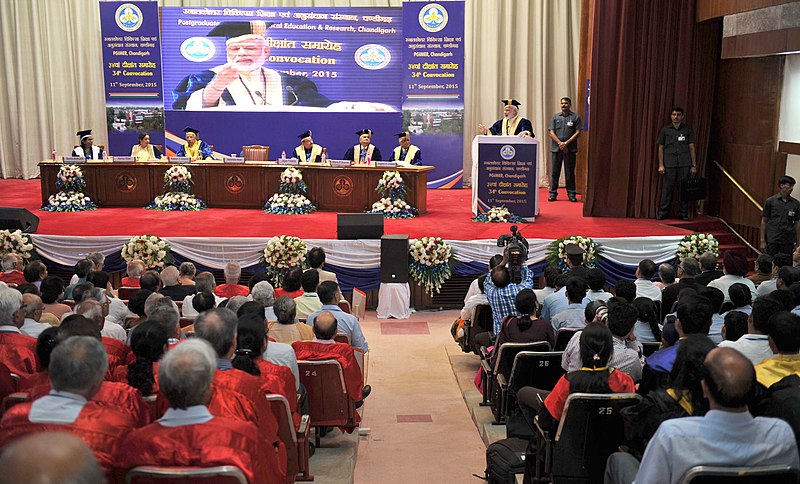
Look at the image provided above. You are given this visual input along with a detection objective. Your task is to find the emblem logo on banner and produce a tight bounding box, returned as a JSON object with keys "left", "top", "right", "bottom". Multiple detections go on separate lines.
{"left": 181, "top": 37, "right": 216, "bottom": 63}
{"left": 500, "top": 145, "right": 516, "bottom": 160}
{"left": 115, "top": 3, "right": 144, "bottom": 32}
{"left": 354, "top": 44, "right": 392, "bottom": 70}
{"left": 419, "top": 3, "right": 448, "bottom": 32}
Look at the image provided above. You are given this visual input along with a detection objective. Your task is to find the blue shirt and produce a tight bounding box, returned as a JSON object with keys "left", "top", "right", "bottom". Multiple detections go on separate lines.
{"left": 159, "top": 405, "right": 214, "bottom": 427}
{"left": 29, "top": 390, "right": 87, "bottom": 424}
{"left": 646, "top": 340, "right": 682, "bottom": 373}
{"left": 541, "top": 287, "right": 568, "bottom": 322}
{"left": 483, "top": 265, "right": 534, "bottom": 335}
{"left": 307, "top": 305, "right": 369, "bottom": 351}
{"left": 634, "top": 410, "right": 799, "bottom": 484}
{"left": 550, "top": 303, "right": 587, "bottom": 331}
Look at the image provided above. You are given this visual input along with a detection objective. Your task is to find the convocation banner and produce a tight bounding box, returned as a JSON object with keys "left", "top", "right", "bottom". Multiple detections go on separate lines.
{"left": 100, "top": 2, "right": 165, "bottom": 154}
{"left": 402, "top": 1, "right": 464, "bottom": 188}
{"left": 472, "top": 136, "right": 539, "bottom": 220}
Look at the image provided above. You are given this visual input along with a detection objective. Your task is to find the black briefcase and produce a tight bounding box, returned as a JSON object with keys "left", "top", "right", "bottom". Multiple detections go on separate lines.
{"left": 681, "top": 177, "right": 707, "bottom": 201}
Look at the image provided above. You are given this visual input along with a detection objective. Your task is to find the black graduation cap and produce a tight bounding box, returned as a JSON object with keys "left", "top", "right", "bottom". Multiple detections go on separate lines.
{"left": 564, "top": 244, "right": 584, "bottom": 256}
{"left": 183, "top": 127, "right": 200, "bottom": 135}
{"left": 76, "top": 129, "right": 93, "bottom": 140}
{"left": 501, "top": 99, "right": 521, "bottom": 107}
{"left": 395, "top": 131, "right": 409, "bottom": 139}
{"left": 298, "top": 130, "right": 313, "bottom": 140}
{"left": 356, "top": 129, "right": 373, "bottom": 136}
{"left": 208, "top": 21, "right": 273, "bottom": 40}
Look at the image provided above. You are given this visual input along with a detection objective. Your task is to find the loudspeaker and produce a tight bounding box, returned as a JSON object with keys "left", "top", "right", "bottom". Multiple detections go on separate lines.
{"left": 337, "top": 213, "right": 384, "bottom": 240}
{"left": 381, "top": 234, "right": 409, "bottom": 283}
{"left": 0, "top": 208, "right": 39, "bottom": 233}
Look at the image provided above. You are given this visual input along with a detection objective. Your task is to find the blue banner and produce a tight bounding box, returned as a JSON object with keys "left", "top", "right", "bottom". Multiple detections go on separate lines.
{"left": 99, "top": 2, "right": 165, "bottom": 155}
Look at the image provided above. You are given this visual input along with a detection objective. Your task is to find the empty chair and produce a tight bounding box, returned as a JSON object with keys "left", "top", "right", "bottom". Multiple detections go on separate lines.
{"left": 679, "top": 465, "right": 800, "bottom": 484}
{"left": 241, "top": 145, "right": 269, "bottom": 161}
{"left": 118, "top": 287, "right": 139, "bottom": 300}
{"left": 267, "top": 394, "right": 312, "bottom": 482}
{"left": 641, "top": 341, "right": 661, "bottom": 357}
{"left": 126, "top": 465, "right": 248, "bottom": 483}
{"left": 481, "top": 341, "right": 550, "bottom": 408}
{"left": 498, "top": 351, "right": 566, "bottom": 426}
{"left": 297, "top": 360, "right": 359, "bottom": 447}
{"left": 554, "top": 328, "right": 579, "bottom": 351}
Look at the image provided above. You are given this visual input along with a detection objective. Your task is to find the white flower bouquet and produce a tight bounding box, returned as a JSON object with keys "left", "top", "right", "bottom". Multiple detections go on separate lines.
{"left": 677, "top": 233, "right": 719, "bottom": 260}
{"left": 164, "top": 165, "right": 193, "bottom": 192}
{"left": 42, "top": 191, "right": 97, "bottom": 212}
{"left": 369, "top": 197, "right": 417, "bottom": 219}
{"left": 264, "top": 192, "right": 316, "bottom": 215}
{"left": 375, "top": 170, "right": 407, "bottom": 199}
{"left": 0, "top": 230, "right": 35, "bottom": 261}
{"left": 546, "top": 235, "right": 603, "bottom": 269}
{"left": 279, "top": 167, "right": 307, "bottom": 194}
{"left": 262, "top": 235, "right": 308, "bottom": 286}
{"left": 148, "top": 191, "right": 206, "bottom": 211}
{"left": 409, "top": 237, "right": 453, "bottom": 295}
{"left": 55, "top": 164, "right": 86, "bottom": 192}
{"left": 121, "top": 235, "right": 172, "bottom": 269}
{"left": 472, "top": 206, "right": 526, "bottom": 223}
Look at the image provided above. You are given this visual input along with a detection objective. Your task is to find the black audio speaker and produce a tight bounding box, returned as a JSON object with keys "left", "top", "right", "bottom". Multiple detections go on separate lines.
{"left": 337, "top": 213, "right": 384, "bottom": 240}
{"left": 381, "top": 234, "right": 409, "bottom": 283}
{"left": 0, "top": 208, "right": 39, "bottom": 233}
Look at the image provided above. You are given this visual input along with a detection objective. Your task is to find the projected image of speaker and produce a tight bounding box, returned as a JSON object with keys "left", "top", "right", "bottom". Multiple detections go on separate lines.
{"left": 0, "top": 208, "right": 39, "bottom": 233}
{"left": 337, "top": 213, "right": 384, "bottom": 240}
{"left": 381, "top": 234, "right": 409, "bottom": 283}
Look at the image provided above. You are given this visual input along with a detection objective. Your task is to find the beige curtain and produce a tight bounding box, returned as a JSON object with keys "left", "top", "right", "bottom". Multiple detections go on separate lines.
{"left": 0, "top": 0, "right": 580, "bottom": 184}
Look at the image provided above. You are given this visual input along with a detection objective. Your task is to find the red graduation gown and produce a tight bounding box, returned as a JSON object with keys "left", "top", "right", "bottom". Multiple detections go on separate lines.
{"left": 0, "top": 332, "right": 37, "bottom": 376}
{"left": 256, "top": 359, "right": 301, "bottom": 429}
{"left": 29, "top": 381, "right": 150, "bottom": 427}
{"left": 292, "top": 341, "right": 364, "bottom": 402}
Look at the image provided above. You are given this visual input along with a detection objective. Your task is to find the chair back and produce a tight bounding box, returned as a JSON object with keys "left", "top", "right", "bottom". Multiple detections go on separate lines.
{"left": 351, "top": 288, "right": 366, "bottom": 321}
{"left": 266, "top": 394, "right": 299, "bottom": 479}
{"left": 297, "top": 359, "right": 356, "bottom": 428}
{"left": 551, "top": 392, "right": 642, "bottom": 482}
{"left": 641, "top": 342, "right": 661, "bottom": 357}
{"left": 337, "top": 299, "right": 352, "bottom": 314}
{"left": 179, "top": 317, "right": 194, "bottom": 328}
{"left": 505, "top": 351, "right": 565, "bottom": 417}
{"left": 126, "top": 465, "right": 247, "bottom": 483}
{"left": 554, "top": 328, "right": 579, "bottom": 351}
{"left": 118, "top": 287, "right": 139, "bottom": 300}
{"left": 679, "top": 465, "right": 800, "bottom": 484}
{"left": 242, "top": 145, "right": 269, "bottom": 161}
{"left": 464, "top": 303, "right": 493, "bottom": 354}
{"left": 493, "top": 341, "right": 551, "bottom": 382}
{"left": 333, "top": 332, "right": 350, "bottom": 345}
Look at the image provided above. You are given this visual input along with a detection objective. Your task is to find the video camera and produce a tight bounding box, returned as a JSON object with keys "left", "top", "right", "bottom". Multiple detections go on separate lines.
{"left": 496, "top": 225, "right": 529, "bottom": 268}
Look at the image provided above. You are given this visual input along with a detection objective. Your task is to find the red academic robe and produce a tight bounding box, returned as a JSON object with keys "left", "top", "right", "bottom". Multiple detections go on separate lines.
{"left": 17, "top": 371, "right": 48, "bottom": 392}
{"left": 102, "top": 337, "right": 133, "bottom": 377}
{"left": 292, "top": 341, "right": 364, "bottom": 402}
{"left": 0, "top": 332, "right": 37, "bottom": 376}
{"left": 0, "top": 271, "right": 25, "bottom": 285}
{"left": 120, "top": 276, "right": 141, "bottom": 288}
{"left": 0, "top": 401, "right": 137, "bottom": 475}
{"left": 215, "top": 283, "right": 250, "bottom": 298}
{"left": 256, "top": 359, "right": 300, "bottom": 429}
{"left": 114, "top": 416, "right": 280, "bottom": 484}
{"left": 29, "top": 381, "right": 150, "bottom": 427}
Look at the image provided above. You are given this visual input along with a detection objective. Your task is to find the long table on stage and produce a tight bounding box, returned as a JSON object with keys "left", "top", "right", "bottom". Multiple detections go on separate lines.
{"left": 39, "top": 161, "right": 433, "bottom": 213}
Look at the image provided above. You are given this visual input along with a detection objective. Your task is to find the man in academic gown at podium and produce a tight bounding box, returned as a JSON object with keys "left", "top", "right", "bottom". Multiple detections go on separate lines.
{"left": 478, "top": 99, "right": 535, "bottom": 137}
{"left": 392, "top": 131, "right": 422, "bottom": 165}
{"left": 343, "top": 129, "right": 382, "bottom": 163}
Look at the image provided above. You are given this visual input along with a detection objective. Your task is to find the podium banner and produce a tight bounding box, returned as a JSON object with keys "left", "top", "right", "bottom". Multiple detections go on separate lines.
{"left": 471, "top": 136, "right": 538, "bottom": 220}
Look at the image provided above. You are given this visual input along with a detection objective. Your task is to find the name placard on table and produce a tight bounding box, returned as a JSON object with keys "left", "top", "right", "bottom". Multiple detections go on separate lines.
{"left": 375, "top": 161, "right": 397, "bottom": 169}
{"left": 169, "top": 157, "right": 191, "bottom": 164}
{"left": 112, "top": 156, "right": 135, "bottom": 163}
{"left": 330, "top": 159, "right": 352, "bottom": 167}
{"left": 223, "top": 156, "right": 245, "bottom": 164}
{"left": 278, "top": 158, "right": 299, "bottom": 166}
{"left": 62, "top": 156, "right": 85, "bottom": 164}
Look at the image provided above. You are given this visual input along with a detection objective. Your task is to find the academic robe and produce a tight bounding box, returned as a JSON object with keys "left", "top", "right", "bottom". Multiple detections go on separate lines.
{"left": 17, "top": 371, "right": 48, "bottom": 392}
{"left": 256, "top": 359, "right": 301, "bottom": 430}
{"left": 114, "top": 416, "right": 279, "bottom": 484}
{"left": 292, "top": 341, "right": 363, "bottom": 402}
{"left": 120, "top": 276, "right": 141, "bottom": 287}
{"left": 103, "top": 336, "right": 135, "bottom": 370}
{"left": 29, "top": 380, "right": 150, "bottom": 428}
{"left": 215, "top": 284, "right": 250, "bottom": 298}
{"left": 176, "top": 140, "right": 214, "bottom": 160}
{"left": 0, "top": 271, "right": 26, "bottom": 285}
{"left": 343, "top": 144, "right": 382, "bottom": 163}
{"left": 0, "top": 332, "right": 37, "bottom": 376}
{"left": 295, "top": 144, "right": 323, "bottom": 163}
{"left": 71, "top": 145, "right": 104, "bottom": 160}
{"left": 392, "top": 145, "right": 422, "bottom": 165}
{"left": 0, "top": 401, "right": 136, "bottom": 475}
{"left": 487, "top": 116, "right": 534, "bottom": 137}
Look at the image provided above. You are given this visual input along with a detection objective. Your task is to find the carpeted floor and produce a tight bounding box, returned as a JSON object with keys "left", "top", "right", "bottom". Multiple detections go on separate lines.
{"left": 1, "top": 179, "right": 689, "bottom": 239}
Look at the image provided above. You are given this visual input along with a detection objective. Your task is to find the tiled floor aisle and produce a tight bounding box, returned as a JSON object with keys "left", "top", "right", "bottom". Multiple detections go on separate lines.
{"left": 353, "top": 309, "right": 487, "bottom": 483}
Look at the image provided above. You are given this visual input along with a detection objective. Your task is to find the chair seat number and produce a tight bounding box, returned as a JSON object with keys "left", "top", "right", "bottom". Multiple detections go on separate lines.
{"left": 539, "top": 361, "right": 549, "bottom": 366}
{"left": 305, "top": 370, "right": 317, "bottom": 377}
{"left": 598, "top": 407, "right": 613, "bottom": 415}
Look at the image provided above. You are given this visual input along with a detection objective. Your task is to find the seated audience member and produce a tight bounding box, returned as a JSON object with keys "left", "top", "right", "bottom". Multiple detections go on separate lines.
{"left": 719, "top": 297, "right": 783, "bottom": 365}
{"left": 584, "top": 268, "right": 613, "bottom": 302}
{"left": 64, "top": 259, "right": 93, "bottom": 301}
{"left": 251, "top": 281, "right": 277, "bottom": 321}
{"left": 295, "top": 269, "right": 323, "bottom": 319}
{"left": 86, "top": 270, "right": 115, "bottom": 297}
{"left": 19, "top": 294, "right": 49, "bottom": 338}
{"left": 749, "top": 253, "right": 774, "bottom": 287}
{"left": 0, "top": 289, "right": 37, "bottom": 375}
{"left": 534, "top": 265, "right": 561, "bottom": 303}
{"left": 461, "top": 274, "right": 489, "bottom": 323}
{"left": 248, "top": 271, "right": 270, "bottom": 292}
{"left": 14, "top": 284, "right": 38, "bottom": 296}
{"left": 121, "top": 259, "right": 145, "bottom": 288}
{"left": 308, "top": 246, "right": 338, "bottom": 285}
{"left": 73, "top": 301, "right": 129, "bottom": 371}
{"left": 493, "top": 289, "right": 555, "bottom": 364}
{"left": 632, "top": 297, "right": 661, "bottom": 343}
{"left": 605, "top": 347, "right": 799, "bottom": 484}
{"left": 239, "top": 312, "right": 300, "bottom": 393}
{"left": 540, "top": 274, "right": 570, "bottom": 321}
{"left": 307, "top": 281, "right": 368, "bottom": 351}
{"left": 708, "top": 250, "right": 758, "bottom": 303}
{"left": 613, "top": 279, "right": 637, "bottom": 304}
{"left": 275, "top": 267, "right": 304, "bottom": 299}
{"left": 139, "top": 270, "right": 161, "bottom": 293}
{"left": 17, "top": 328, "right": 58, "bottom": 391}
{"left": 269, "top": 296, "right": 314, "bottom": 343}
{"left": 182, "top": 272, "right": 224, "bottom": 317}
{"left": 0, "top": 337, "right": 137, "bottom": 474}
{"left": 634, "top": 259, "right": 661, "bottom": 302}
{"left": 115, "top": 339, "right": 281, "bottom": 484}
{"left": 125, "top": 289, "right": 152, "bottom": 329}
{"left": 694, "top": 251, "right": 724, "bottom": 286}
{"left": 40, "top": 276, "right": 71, "bottom": 322}
{"left": 769, "top": 287, "right": 796, "bottom": 311}
{"left": 293, "top": 311, "right": 370, "bottom": 407}
{"left": 145, "top": 297, "right": 181, "bottom": 341}
{"left": 178, "top": 261, "right": 196, "bottom": 285}
{"left": 159, "top": 266, "right": 196, "bottom": 300}
{"left": 661, "top": 258, "right": 701, "bottom": 321}
{"left": 754, "top": 312, "right": 800, "bottom": 389}
{"left": 621, "top": 335, "right": 716, "bottom": 460}
{"left": 551, "top": 277, "right": 588, "bottom": 330}
{"left": 639, "top": 294, "right": 713, "bottom": 394}
{"left": 0, "top": 254, "right": 25, "bottom": 286}
{"left": 76, "top": 288, "right": 127, "bottom": 342}
{"left": 0, "top": 432, "right": 104, "bottom": 483}
{"left": 558, "top": 300, "right": 609, "bottom": 376}
{"left": 755, "top": 252, "right": 792, "bottom": 298}
{"left": 726, "top": 282, "right": 753, "bottom": 315}
{"left": 22, "top": 261, "right": 47, "bottom": 289}
{"left": 215, "top": 261, "right": 250, "bottom": 298}
{"left": 116, "top": 320, "right": 169, "bottom": 396}
{"left": 191, "top": 291, "right": 217, "bottom": 315}
{"left": 699, "top": 286, "right": 725, "bottom": 344}
{"left": 465, "top": 255, "right": 504, "bottom": 304}
{"left": 722, "top": 310, "right": 749, "bottom": 343}
{"left": 483, "top": 248, "right": 536, "bottom": 338}
{"left": 654, "top": 263, "right": 676, "bottom": 291}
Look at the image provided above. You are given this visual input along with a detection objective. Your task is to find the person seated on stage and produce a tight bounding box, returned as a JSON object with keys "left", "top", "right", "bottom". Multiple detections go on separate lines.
{"left": 295, "top": 269, "right": 323, "bottom": 320}
{"left": 120, "top": 259, "right": 145, "bottom": 288}
{"left": 175, "top": 126, "right": 213, "bottom": 161}
{"left": 159, "top": 266, "right": 196, "bottom": 301}
{"left": 392, "top": 131, "right": 422, "bottom": 165}
{"left": 275, "top": 267, "right": 303, "bottom": 299}
{"left": 307, "top": 281, "right": 368, "bottom": 351}
{"left": 0, "top": 288, "right": 37, "bottom": 376}
{"left": 344, "top": 128, "right": 382, "bottom": 164}
{"left": 130, "top": 132, "right": 163, "bottom": 162}
{"left": 293, "top": 311, "right": 370, "bottom": 407}
{"left": 269, "top": 296, "right": 313, "bottom": 344}
{"left": 71, "top": 129, "right": 103, "bottom": 160}
{"left": 0, "top": 253, "right": 25, "bottom": 286}
{"left": 0, "top": 432, "right": 104, "bottom": 484}
{"left": 178, "top": 262, "right": 196, "bottom": 286}
{"left": 0, "top": 336, "right": 137, "bottom": 475}
{"left": 477, "top": 99, "right": 534, "bottom": 138}
{"left": 216, "top": 261, "right": 250, "bottom": 298}
{"left": 295, "top": 130, "right": 324, "bottom": 163}
{"left": 114, "top": 338, "right": 280, "bottom": 484}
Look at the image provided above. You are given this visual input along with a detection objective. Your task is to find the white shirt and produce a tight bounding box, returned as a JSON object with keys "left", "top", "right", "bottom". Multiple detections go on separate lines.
{"left": 461, "top": 293, "right": 488, "bottom": 321}
{"left": 635, "top": 279, "right": 662, "bottom": 302}
{"left": 29, "top": 390, "right": 87, "bottom": 424}
{"left": 264, "top": 341, "right": 299, "bottom": 390}
{"left": 464, "top": 278, "right": 482, "bottom": 305}
{"left": 181, "top": 293, "right": 225, "bottom": 317}
{"left": 707, "top": 274, "right": 758, "bottom": 303}
{"left": 20, "top": 318, "right": 50, "bottom": 338}
{"left": 159, "top": 405, "right": 214, "bottom": 427}
{"left": 718, "top": 334, "right": 775, "bottom": 365}
{"left": 102, "top": 320, "right": 127, "bottom": 342}
{"left": 756, "top": 279, "right": 777, "bottom": 299}
{"left": 0, "top": 325, "right": 21, "bottom": 333}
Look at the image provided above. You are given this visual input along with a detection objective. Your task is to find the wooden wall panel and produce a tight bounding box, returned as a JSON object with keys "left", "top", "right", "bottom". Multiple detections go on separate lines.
{"left": 696, "top": 0, "right": 794, "bottom": 22}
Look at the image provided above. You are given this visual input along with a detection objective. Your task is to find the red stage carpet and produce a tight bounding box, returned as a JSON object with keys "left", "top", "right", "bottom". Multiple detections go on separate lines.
{"left": 1, "top": 179, "right": 689, "bottom": 239}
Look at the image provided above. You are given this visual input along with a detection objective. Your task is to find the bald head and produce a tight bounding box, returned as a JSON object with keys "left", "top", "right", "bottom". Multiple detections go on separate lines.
{"left": 21, "top": 294, "right": 43, "bottom": 320}
{"left": 314, "top": 311, "right": 338, "bottom": 340}
{"left": 0, "top": 432, "right": 103, "bottom": 484}
{"left": 702, "top": 347, "right": 756, "bottom": 410}
{"left": 160, "top": 266, "right": 179, "bottom": 287}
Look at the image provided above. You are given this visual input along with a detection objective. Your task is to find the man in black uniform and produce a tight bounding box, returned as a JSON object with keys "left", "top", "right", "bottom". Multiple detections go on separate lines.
{"left": 547, "top": 97, "right": 583, "bottom": 202}
{"left": 761, "top": 175, "right": 800, "bottom": 256}
{"left": 656, "top": 107, "right": 696, "bottom": 220}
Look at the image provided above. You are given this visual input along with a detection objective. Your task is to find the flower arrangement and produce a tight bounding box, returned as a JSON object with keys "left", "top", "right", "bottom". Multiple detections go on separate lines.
{"left": 121, "top": 235, "right": 172, "bottom": 270}
{"left": 676, "top": 233, "right": 719, "bottom": 260}
{"left": 41, "top": 164, "right": 96, "bottom": 212}
{"left": 0, "top": 230, "right": 35, "bottom": 261}
{"left": 409, "top": 237, "right": 453, "bottom": 295}
{"left": 472, "top": 206, "right": 527, "bottom": 224}
{"left": 264, "top": 168, "right": 316, "bottom": 214}
{"left": 148, "top": 166, "right": 205, "bottom": 211}
{"left": 545, "top": 235, "right": 603, "bottom": 269}
{"left": 369, "top": 197, "right": 417, "bottom": 219}
{"left": 262, "top": 235, "right": 307, "bottom": 286}
{"left": 375, "top": 170, "right": 407, "bottom": 199}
